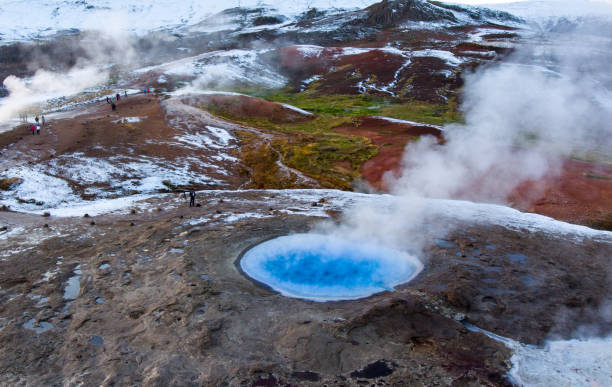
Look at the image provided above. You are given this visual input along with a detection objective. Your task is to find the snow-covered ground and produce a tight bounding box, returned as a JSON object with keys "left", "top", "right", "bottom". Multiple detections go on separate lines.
{"left": 0, "top": 0, "right": 379, "bottom": 42}
{"left": 12, "top": 189, "right": 611, "bottom": 245}
{"left": 135, "top": 49, "right": 286, "bottom": 89}
{"left": 465, "top": 323, "right": 612, "bottom": 386}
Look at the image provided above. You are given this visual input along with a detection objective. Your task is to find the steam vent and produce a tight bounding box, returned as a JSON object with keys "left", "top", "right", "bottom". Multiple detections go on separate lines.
{"left": 240, "top": 234, "right": 423, "bottom": 301}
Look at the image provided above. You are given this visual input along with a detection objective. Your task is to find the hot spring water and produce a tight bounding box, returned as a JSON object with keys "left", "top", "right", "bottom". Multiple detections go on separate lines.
{"left": 240, "top": 234, "right": 423, "bottom": 301}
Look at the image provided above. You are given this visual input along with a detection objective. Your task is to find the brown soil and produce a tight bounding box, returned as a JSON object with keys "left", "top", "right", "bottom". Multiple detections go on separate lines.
{"left": 0, "top": 94, "right": 249, "bottom": 198}
{"left": 335, "top": 116, "right": 443, "bottom": 191}
{"left": 1, "top": 189, "right": 609, "bottom": 385}
{"left": 279, "top": 46, "right": 460, "bottom": 101}
{"left": 197, "top": 94, "right": 314, "bottom": 124}
{"left": 509, "top": 159, "right": 612, "bottom": 228}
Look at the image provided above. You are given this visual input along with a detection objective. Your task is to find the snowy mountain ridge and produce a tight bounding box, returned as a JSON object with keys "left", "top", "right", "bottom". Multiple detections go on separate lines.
{"left": 0, "top": 0, "right": 379, "bottom": 42}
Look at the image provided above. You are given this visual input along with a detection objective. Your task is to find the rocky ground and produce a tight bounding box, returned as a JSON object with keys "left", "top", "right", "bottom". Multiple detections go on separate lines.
{"left": 1, "top": 188, "right": 609, "bottom": 386}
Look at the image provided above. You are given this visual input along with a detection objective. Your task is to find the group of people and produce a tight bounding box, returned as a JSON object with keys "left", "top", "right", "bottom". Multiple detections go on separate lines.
{"left": 29, "top": 115, "right": 45, "bottom": 135}
{"left": 106, "top": 91, "right": 128, "bottom": 111}
{"left": 104, "top": 88, "right": 152, "bottom": 111}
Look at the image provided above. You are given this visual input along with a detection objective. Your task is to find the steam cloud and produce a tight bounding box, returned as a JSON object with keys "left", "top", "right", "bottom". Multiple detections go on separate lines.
{"left": 319, "top": 8, "right": 612, "bottom": 255}
{"left": 0, "top": 67, "right": 108, "bottom": 122}
{"left": 0, "top": 20, "right": 145, "bottom": 123}
{"left": 391, "top": 27, "right": 612, "bottom": 202}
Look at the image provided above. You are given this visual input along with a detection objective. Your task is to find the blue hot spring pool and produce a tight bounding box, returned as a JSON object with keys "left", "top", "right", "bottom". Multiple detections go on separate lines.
{"left": 240, "top": 234, "right": 424, "bottom": 301}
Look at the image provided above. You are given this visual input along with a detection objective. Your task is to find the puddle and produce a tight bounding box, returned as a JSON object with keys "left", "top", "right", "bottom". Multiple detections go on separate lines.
{"left": 35, "top": 297, "right": 49, "bottom": 307}
{"left": 98, "top": 263, "right": 111, "bottom": 270}
{"left": 507, "top": 253, "right": 527, "bottom": 264}
{"left": 169, "top": 248, "right": 184, "bottom": 254}
{"left": 63, "top": 265, "right": 82, "bottom": 300}
{"left": 520, "top": 274, "right": 536, "bottom": 286}
{"left": 485, "top": 244, "right": 496, "bottom": 250}
{"left": 95, "top": 298, "right": 105, "bottom": 304}
{"left": 170, "top": 273, "right": 181, "bottom": 279}
{"left": 435, "top": 239, "right": 456, "bottom": 248}
{"left": 89, "top": 335, "right": 104, "bottom": 346}
{"left": 200, "top": 274, "right": 214, "bottom": 283}
{"left": 23, "top": 318, "right": 53, "bottom": 334}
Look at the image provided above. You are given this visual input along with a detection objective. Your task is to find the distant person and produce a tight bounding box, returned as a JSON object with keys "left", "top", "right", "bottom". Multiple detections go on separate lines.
{"left": 106, "top": 96, "right": 111, "bottom": 104}
{"left": 116, "top": 93, "right": 121, "bottom": 101}
{"left": 111, "top": 103, "right": 116, "bottom": 111}
{"left": 41, "top": 115, "right": 45, "bottom": 126}
{"left": 30, "top": 124, "right": 35, "bottom": 135}
{"left": 36, "top": 124, "right": 40, "bottom": 135}
{"left": 35, "top": 116, "right": 39, "bottom": 124}
{"left": 124, "top": 90, "right": 127, "bottom": 98}
{"left": 189, "top": 190, "right": 196, "bottom": 207}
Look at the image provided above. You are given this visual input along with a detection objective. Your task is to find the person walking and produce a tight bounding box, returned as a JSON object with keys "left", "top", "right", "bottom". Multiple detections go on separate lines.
{"left": 35, "top": 116, "right": 39, "bottom": 125}
{"left": 30, "top": 124, "right": 35, "bottom": 135}
{"left": 106, "top": 96, "right": 111, "bottom": 104}
{"left": 189, "top": 190, "right": 196, "bottom": 207}
{"left": 116, "top": 93, "right": 121, "bottom": 101}
{"left": 111, "top": 103, "right": 116, "bottom": 111}
{"left": 41, "top": 115, "right": 45, "bottom": 126}
{"left": 36, "top": 124, "right": 40, "bottom": 135}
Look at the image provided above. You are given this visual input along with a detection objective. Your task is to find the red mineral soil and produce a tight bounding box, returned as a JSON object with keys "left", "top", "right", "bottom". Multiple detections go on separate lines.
{"left": 196, "top": 94, "right": 314, "bottom": 124}
{"left": 334, "top": 116, "right": 443, "bottom": 190}
{"left": 509, "top": 159, "right": 612, "bottom": 227}
{"left": 337, "top": 118, "right": 612, "bottom": 228}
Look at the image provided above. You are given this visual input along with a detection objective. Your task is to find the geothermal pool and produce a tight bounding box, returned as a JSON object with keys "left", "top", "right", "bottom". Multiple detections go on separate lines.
{"left": 240, "top": 234, "right": 423, "bottom": 301}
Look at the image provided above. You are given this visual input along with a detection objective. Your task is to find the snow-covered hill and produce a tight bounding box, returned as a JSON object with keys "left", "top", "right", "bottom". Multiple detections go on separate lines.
{"left": 0, "top": 0, "right": 378, "bottom": 42}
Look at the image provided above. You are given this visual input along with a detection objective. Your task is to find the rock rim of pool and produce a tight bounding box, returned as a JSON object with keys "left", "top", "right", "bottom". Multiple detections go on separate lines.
{"left": 239, "top": 234, "right": 424, "bottom": 302}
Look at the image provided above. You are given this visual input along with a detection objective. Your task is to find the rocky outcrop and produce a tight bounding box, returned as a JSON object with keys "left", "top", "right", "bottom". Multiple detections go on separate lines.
{"left": 356, "top": 0, "right": 458, "bottom": 27}
{"left": 0, "top": 177, "right": 23, "bottom": 191}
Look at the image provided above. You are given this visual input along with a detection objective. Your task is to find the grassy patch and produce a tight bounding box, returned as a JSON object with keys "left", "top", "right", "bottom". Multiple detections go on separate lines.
{"left": 588, "top": 214, "right": 612, "bottom": 231}
{"left": 237, "top": 89, "right": 462, "bottom": 125}
{"left": 235, "top": 130, "right": 300, "bottom": 189}
{"left": 583, "top": 173, "right": 611, "bottom": 180}
{"left": 202, "top": 89, "right": 460, "bottom": 188}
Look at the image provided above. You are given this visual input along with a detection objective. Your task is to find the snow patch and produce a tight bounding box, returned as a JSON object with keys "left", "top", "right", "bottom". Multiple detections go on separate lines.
{"left": 281, "top": 103, "right": 313, "bottom": 116}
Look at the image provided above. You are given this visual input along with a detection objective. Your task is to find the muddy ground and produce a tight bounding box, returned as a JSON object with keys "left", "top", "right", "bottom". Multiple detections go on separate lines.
{"left": 0, "top": 189, "right": 610, "bottom": 386}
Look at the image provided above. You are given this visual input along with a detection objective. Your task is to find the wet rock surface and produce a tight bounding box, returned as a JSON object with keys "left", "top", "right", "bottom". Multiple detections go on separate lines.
{"left": 0, "top": 191, "right": 608, "bottom": 385}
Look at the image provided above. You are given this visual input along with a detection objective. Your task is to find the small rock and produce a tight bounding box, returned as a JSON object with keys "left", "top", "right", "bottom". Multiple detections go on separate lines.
{"left": 130, "top": 222, "right": 135, "bottom": 226}
{"left": 90, "top": 221, "right": 96, "bottom": 226}
{"left": 44, "top": 224, "right": 49, "bottom": 228}
{"left": 0, "top": 177, "right": 23, "bottom": 191}
{"left": 42, "top": 212, "right": 51, "bottom": 217}
{"left": 131, "top": 209, "right": 137, "bottom": 214}
{"left": 83, "top": 213, "right": 90, "bottom": 218}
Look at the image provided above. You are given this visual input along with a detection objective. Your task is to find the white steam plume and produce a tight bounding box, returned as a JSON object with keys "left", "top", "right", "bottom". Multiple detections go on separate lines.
{"left": 0, "top": 67, "right": 108, "bottom": 122}
{"left": 317, "top": 9, "right": 612, "bottom": 254}
{"left": 390, "top": 20, "right": 612, "bottom": 203}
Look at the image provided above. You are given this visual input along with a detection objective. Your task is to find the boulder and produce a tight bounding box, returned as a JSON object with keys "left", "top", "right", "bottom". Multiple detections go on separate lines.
{"left": 0, "top": 177, "right": 23, "bottom": 191}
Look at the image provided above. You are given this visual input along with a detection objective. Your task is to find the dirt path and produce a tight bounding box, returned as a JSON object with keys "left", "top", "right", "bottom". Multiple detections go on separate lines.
{"left": 164, "top": 95, "right": 320, "bottom": 188}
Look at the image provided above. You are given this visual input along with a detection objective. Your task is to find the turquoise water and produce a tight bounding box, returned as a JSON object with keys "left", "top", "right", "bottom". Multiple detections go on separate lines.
{"left": 240, "top": 234, "right": 423, "bottom": 302}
